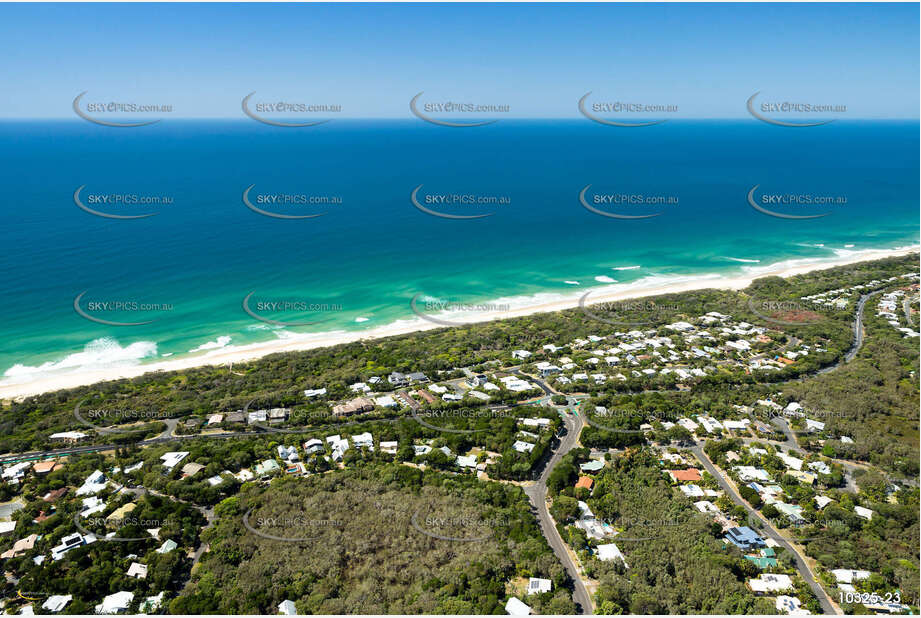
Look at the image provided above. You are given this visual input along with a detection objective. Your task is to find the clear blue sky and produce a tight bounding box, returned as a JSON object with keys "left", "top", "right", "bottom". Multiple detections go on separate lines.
{"left": 1, "top": 2, "right": 917, "bottom": 118}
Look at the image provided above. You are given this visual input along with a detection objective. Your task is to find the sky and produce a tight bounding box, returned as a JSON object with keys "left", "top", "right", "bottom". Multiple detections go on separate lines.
{"left": 0, "top": 2, "right": 918, "bottom": 119}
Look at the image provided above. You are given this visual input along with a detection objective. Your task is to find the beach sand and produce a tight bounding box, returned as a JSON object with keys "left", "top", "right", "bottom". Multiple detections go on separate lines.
{"left": 1, "top": 246, "right": 917, "bottom": 400}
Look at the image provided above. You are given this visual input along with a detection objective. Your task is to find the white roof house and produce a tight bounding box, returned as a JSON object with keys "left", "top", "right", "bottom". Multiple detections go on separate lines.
{"left": 854, "top": 506, "right": 874, "bottom": 520}
{"left": 512, "top": 440, "right": 536, "bottom": 453}
{"left": 505, "top": 597, "right": 531, "bottom": 615}
{"left": 159, "top": 452, "right": 190, "bottom": 470}
{"left": 596, "top": 543, "right": 628, "bottom": 567}
{"left": 526, "top": 577, "right": 552, "bottom": 595}
{"left": 95, "top": 591, "right": 134, "bottom": 614}
{"left": 278, "top": 600, "right": 298, "bottom": 615}
{"left": 76, "top": 470, "right": 108, "bottom": 496}
{"left": 749, "top": 574, "right": 793, "bottom": 593}
{"left": 41, "top": 595, "right": 72, "bottom": 613}
{"left": 831, "top": 569, "right": 871, "bottom": 584}
{"left": 776, "top": 595, "right": 809, "bottom": 615}
{"left": 126, "top": 562, "right": 148, "bottom": 579}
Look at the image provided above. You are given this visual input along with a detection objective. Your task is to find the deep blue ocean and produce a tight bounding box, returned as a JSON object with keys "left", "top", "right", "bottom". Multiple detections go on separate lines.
{"left": 0, "top": 119, "right": 917, "bottom": 385}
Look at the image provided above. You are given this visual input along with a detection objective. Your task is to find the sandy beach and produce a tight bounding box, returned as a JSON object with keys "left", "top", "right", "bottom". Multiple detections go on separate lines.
{"left": 2, "top": 246, "right": 917, "bottom": 401}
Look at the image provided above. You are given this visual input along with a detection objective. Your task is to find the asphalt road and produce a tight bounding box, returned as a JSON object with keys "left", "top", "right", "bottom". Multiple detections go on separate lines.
{"left": 524, "top": 409, "right": 593, "bottom": 614}
{"left": 690, "top": 445, "right": 838, "bottom": 615}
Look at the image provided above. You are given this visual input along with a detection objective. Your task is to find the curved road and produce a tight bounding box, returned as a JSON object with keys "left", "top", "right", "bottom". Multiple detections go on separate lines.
{"left": 524, "top": 408, "right": 592, "bottom": 614}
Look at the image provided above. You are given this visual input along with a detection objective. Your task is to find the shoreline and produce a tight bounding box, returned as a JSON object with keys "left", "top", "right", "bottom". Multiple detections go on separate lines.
{"left": 2, "top": 245, "right": 917, "bottom": 401}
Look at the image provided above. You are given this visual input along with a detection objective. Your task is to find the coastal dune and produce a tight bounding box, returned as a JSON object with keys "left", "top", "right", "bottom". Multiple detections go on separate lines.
{"left": 1, "top": 246, "right": 917, "bottom": 401}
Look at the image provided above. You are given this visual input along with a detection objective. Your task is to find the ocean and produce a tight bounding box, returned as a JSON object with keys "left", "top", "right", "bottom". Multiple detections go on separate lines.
{"left": 1, "top": 119, "right": 918, "bottom": 386}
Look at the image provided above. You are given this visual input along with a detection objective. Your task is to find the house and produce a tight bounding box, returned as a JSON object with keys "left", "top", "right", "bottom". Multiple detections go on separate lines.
{"left": 278, "top": 600, "right": 298, "bottom": 615}
{"left": 748, "top": 574, "right": 793, "bottom": 594}
{"left": 526, "top": 577, "right": 552, "bottom": 595}
{"left": 456, "top": 455, "right": 477, "bottom": 469}
{"left": 126, "top": 562, "right": 148, "bottom": 579}
{"left": 304, "top": 388, "right": 327, "bottom": 398}
{"left": 466, "top": 374, "right": 487, "bottom": 388}
{"left": 394, "top": 391, "right": 421, "bottom": 410}
{"left": 247, "top": 410, "right": 268, "bottom": 424}
{"left": 1, "top": 533, "right": 38, "bottom": 560}
{"left": 512, "top": 440, "right": 535, "bottom": 453}
{"left": 854, "top": 506, "right": 874, "bottom": 520}
{"left": 79, "top": 496, "right": 106, "bottom": 518}
{"left": 596, "top": 543, "right": 628, "bottom": 567}
{"left": 352, "top": 432, "right": 374, "bottom": 450}
{"left": 380, "top": 440, "right": 398, "bottom": 454}
{"left": 778, "top": 453, "right": 803, "bottom": 471}
{"left": 807, "top": 461, "right": 831, "bottom": 475}
{"left": 42, "top": 488, "right": 68, "bottom": 503}
{"left": 694, "top": 500, "right": 720, "bottom": 514}
{"left": 831, "top": 569, "right": 871, "bottom": 584}
{"left": 48, "top": 431, "right": 88, "bottom": 443}
{"left": 350, "top": 382, "right": 371, "bottom": 393}
{"left": 181, "top": 462, "right": 205, "bottom": 478}
{"left": 417, "top": 389, "right": 437, "bottom": 404}
{"left": 814, "top": 495, "right": 834, "bottom": 509}
{"left": 725, "top": 526, "right": 765, "bottom": 551}
{"left": 332, "top": 397, "right": 374, "bottom": 417}
{"left": 746, "top": 555, "right": 778, "bottom": 570}
{"left": 668, "top": 468, "right": 701, "bottom": 483}
{"left": 303, "top": 438, "right": 325, "bottom": 455}
{"left": 95, "top": 591, "right": 134, "bottom": 614}
{"left": 575, "top": 476, "right": 594, "bottom": 491}
{"left": 268, "top": 408, "right": 289, "bottom": 423}
{"left": 374, "top": 395, "right": 398, "bottom": 408}
{"left": 734, "top": 466, "right": 771, "bottom": 482}
{"left": 505, "top": 597, "right": 531, "bottom": 616}
{"left": 41, "top": 595, "right": 72, "bottom": 613}
{"left": 787, "top": 471, "right": 816, "bottom": 485}
{"left": 407, "top": 371, "right": 429, "bottom": 383}
{"left": 679, "top": 484, "right": 704, "bottom": 498}
{"left": 580, "top": 460, "right": 605, "bottom": 473}
{"left": 51, "top": 532, "right": 96, "bottom": 561}
{"left": 32, "top": 460, "right": 61, "bottom": 475}
{"left": 76, "top": 469, "right": 108, "bottom": 496}
{"left": 388, "top": 371, "right": 407, "bottom": 386}
{"left": 255, "top": 459, "right": 280, "bottom": 477}
{"left": 511, "top": 350, "right": 532, "bottom": 360}
{"left": 277, "top": 445, "right": 299, "bottom": 462}
{"left": 159, "top": 452, "right": 190, "bottom": 470}
{"left": 139, "top": 593, "right": 166, "bottom": 614}
{"left": 776, "top": 595, "right": 809, "bottom": 614}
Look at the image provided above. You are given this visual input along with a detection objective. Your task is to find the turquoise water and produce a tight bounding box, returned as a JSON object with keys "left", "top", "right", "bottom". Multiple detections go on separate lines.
{"left": 0, "top": 119, "right": 917, "bottom": 384}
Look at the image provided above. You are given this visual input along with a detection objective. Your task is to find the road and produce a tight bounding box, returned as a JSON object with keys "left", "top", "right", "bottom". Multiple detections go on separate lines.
{"left": 689, "top": 445, "right": 838, "bottom": 615}
{"left": 524, "top": 408, "right": 593, "bottom": 614}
